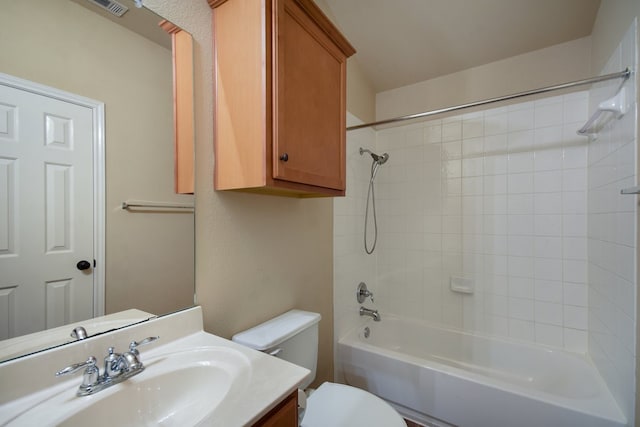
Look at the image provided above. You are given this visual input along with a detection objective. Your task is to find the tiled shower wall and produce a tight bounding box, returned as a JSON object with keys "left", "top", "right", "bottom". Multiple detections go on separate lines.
{"left": 587, "top": 20, "right": 637, "bottom": 422}
{"left": 368, "top": 93, "right": 592, "bottom": 352}
{"left": 336, "top": 93, "right": 593, "bottom": 353}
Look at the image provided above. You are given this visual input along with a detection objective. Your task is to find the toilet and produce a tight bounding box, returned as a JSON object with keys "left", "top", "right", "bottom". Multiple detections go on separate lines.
{"left": 232, "top": 309, "right": 406, "bottom": 427}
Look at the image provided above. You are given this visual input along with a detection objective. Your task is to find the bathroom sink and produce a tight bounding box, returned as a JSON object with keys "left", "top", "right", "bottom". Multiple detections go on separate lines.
{"left": 0, "top": 308, "right": 310, "bottom": 427}
{"left": 4, "top": 347, "right": 252, "bottom": 427}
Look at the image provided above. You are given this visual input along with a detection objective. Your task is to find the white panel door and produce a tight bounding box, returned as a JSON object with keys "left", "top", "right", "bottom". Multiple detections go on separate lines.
{"left": 0, "top": 84, "right": 94, "bottom": 339}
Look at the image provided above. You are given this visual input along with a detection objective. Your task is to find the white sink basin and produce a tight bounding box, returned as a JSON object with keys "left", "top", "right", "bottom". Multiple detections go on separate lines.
{"left": 4, "top": 347, "right": 252, "bottom": 427}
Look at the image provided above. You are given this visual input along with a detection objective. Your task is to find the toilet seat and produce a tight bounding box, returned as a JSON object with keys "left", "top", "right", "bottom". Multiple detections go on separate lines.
{"left": 301, "top": 382, "right": 406, "bottom": 427}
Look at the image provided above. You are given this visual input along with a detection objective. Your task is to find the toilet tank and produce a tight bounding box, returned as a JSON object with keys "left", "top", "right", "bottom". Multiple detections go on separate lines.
{"left": 232, "top": 310, "right": 321, "bottom": 389}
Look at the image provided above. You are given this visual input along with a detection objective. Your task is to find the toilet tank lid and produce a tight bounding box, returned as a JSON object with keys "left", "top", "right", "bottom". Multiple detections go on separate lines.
{"left": 232, "top": 310, "right": 321, "bottom": 350}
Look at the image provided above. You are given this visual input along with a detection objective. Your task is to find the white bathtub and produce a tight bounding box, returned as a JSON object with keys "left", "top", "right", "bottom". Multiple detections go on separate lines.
{"left": 338, "top": 316, "right": 626, "bottom": 427}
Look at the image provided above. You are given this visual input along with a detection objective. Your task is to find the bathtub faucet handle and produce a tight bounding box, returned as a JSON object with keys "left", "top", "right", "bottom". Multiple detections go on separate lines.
{"left": 357, "top": 282, "right": 374, "bottom": 303}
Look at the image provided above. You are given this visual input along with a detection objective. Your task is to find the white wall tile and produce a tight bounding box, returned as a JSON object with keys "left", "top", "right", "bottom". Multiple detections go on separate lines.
{"left": 534, "top": 125, "right": 563, "bottom": 148}
{"left": 425, "top": 124, "right": 442, "bottom": 144}
{"left": 508, "top": 108, "right": 535, "bottom": 132}
{"left": 508, "top": 236, "right": 534, "bottom": 257}
{"left": 509, "top": 256, "right": 534, "bottom": 278}
{"left": 536, "top": 323, "right": 564, "bottom": 347}
{"left": 484, "top": 113, "right": 508, "bottom": 136}
{"left": 535, "top": 102, "right": 564, "bottom": 128}
{"left": 484, "top": 155, "right": 508, "bottom": 175}
{"left": 534, "top": 170, "right": 562, "bottom": 193}
{"left": 535, "top": 301, "right": 563, "bottom": 326}
{"left": 563, "top": 144, "right": 587, "bottom": 169}
{"left": 564, "top": 282, "right": 587, "bottom": 307}
{"left": 563, "top": 97, "right": 589, "bottom": 123}
{"left": 509, "top": 297, "right": 534, "bottom": 321}
{"left": 483, "top": 195, "right": 508, "bottom": 215}
{"left": 564, "top": 328, "right": 587, "bottom": 354}
{"left": 508, "top": 214, "right": 534, "bottom": 236}
{"left": 564, "top": 259, "right": 586, "bottom": 283}
{"left": 508, "top": 173, "right": 533, "bottom": 194}
{"left": 463, "top": 118, "right": 484, "bottom": 139}
{"left": 534, "top": 192, "right": 563, "bottom": 215}
{"left": 562, "top": 169, "right": 587, "bottom": 192}
{"left": 535, "top": 214, "right": 562, "bottom": 236}
{"left": 562, "top": 214, "right": 586, "bottom": 237}
{"left": 534, "top": 236, "right": 562, "bottom": 259}
{"left": 563, "top": 237, "right": 586, "bottom": 260}
{"left": 462, "top": 176, "right": 483, "bottom": 195}
{"left": 484, "top": 174, "right": 507, "bottom": 195}
{"left": 508, "top": 152, "right": 534, "bottom": 173}
{"left": 508, "top": 194, "right": 534, "bottom": 215}
{"left": 484, "top": 215, "right": 508, "bottom": 235}
{"left": 564, "top": 305, "right": 587, "bottom": 330}
{"left": 509, "top": 276, "right": 534, "bottom": 298}
{"left": 442, "top": 141, "right": 462, "bottom": 159}
{"left": 534, "top": 148, "right": 564, "bottom": 171}
{"left": 509, "top": 318, "right": 535, "bottom": 341}
{"left": 535, "top": 280, "right": 563, "bottom": 304}
{"left": 442, "top": 120, "right": 462, "bottom": 142}
{"left": 534, "top": 258, "right": 563, "bottom": 281}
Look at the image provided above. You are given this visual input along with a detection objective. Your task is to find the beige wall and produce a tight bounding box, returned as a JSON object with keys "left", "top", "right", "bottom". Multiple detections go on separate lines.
{"left": 590, "top": 1, "right": 640, "bottom": 422}
{"left": 146, "top": 0, "right": 335, "bottom": 385}
{"left": 312, "top": 0, "right": 376, "bottom": 123}
{"left": 346, "top": 59, "right": 376, "bottom": 123}
{"left": 0, "top": 0, "right": 194, "bottom": 317}
{"left": 376, "top": 36, "right": 593, "bottom": 120}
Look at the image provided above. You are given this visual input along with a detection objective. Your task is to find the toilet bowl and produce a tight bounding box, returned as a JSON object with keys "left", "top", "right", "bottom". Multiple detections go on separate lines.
{"left": 232, "top": 309, "right": 405, "bottom": 427}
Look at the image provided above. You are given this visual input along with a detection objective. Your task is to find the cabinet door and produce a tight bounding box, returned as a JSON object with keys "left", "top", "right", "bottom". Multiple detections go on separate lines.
{"left": 253, "top": 391, "right": 298, "bottom": 426}
{"left": 273, "top": 0, "right": 347, "bottom": 191}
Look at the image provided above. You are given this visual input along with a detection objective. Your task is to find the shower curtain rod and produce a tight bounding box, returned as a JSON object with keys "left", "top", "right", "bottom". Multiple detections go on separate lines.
{"left": 346, "top": 67, "right": 632, "bottom": 131}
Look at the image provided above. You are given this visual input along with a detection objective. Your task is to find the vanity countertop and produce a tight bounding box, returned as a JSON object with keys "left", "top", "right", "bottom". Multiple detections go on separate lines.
{"left": 0, "top": 307, "right": 309, "bottom": 426}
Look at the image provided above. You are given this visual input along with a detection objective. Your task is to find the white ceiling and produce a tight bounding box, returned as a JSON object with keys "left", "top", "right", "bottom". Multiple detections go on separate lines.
{"left": 322, "top": 0, "right": 601, "bottom": 92}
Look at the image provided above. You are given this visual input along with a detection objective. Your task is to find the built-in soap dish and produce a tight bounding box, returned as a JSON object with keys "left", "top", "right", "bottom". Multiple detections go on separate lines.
{"left": 450, "top": 275, "right": 474, "bottom": 294}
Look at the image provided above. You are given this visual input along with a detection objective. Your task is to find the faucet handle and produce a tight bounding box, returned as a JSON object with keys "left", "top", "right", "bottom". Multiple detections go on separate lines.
{"left": 56, "top": 356, "right": 100, "bottom": 390}
{"left": 56, "top": 356, "right": 97, "bottom": 377}
{"left": 129, "top": 336, "right": 160, "bottom": 354}
{"left": 357, "top": 282, "right": 374, "bottom": 303}
{"left": 121, "top": 336, "right": 159, "bottom": 372}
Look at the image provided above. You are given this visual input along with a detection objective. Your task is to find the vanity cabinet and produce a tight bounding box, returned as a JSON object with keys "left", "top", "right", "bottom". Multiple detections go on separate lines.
{"left": 210, "top": 0, "right": 355, "bottom": 197}
{"left": 253, "top": 390, "right": 298, "bottom": 426}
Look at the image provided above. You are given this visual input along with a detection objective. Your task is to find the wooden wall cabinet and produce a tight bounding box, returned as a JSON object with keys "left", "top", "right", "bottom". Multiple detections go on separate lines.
{"left": 210, "top": 0, "right": 355, "bottom": 197}
{"left": 160, "top": 21, "right": 195, "bottom": 194}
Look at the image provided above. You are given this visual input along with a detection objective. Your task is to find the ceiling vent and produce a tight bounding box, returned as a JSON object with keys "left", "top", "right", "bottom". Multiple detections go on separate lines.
{"left": 85, "top": 0, "right": 129, "bottom": 17}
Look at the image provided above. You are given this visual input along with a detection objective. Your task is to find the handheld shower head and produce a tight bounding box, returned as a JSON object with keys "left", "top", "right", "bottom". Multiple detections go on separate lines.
{"left": 359, "top": 148, "right": 390, "bottom": 165}
{"left": 377, "top": 153, "right": 390, "bottom": 165}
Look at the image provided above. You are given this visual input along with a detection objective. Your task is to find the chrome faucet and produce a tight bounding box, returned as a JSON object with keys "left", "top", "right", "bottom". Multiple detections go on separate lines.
{"left": 359, "top": 306, "right": 381, "bottom": 322}
{"left": 56, "top": 336, "right": 159, "bottom": 396}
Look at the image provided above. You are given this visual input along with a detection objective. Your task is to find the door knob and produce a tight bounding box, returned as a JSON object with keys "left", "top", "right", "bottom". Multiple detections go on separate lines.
{"left": 77, "top": 260, "right": 91, "bottom": 271}
{"left": 279, "top": 153, "right": 289, "bottom": 162}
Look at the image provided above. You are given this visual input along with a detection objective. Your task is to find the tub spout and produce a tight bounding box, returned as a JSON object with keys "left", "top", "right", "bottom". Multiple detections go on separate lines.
{"left": 360, "top": 306, "right": 381, "bottom": 322}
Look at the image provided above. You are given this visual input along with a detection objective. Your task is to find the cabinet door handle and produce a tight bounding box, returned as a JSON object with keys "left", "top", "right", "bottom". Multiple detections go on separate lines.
{"left": 279, "top": 153, "right": 289, "bottom": 162}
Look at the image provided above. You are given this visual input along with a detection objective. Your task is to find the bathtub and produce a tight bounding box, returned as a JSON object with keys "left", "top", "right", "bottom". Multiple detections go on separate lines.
{"left": 338, "top": 316, "right": 626, "bottom": 427}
